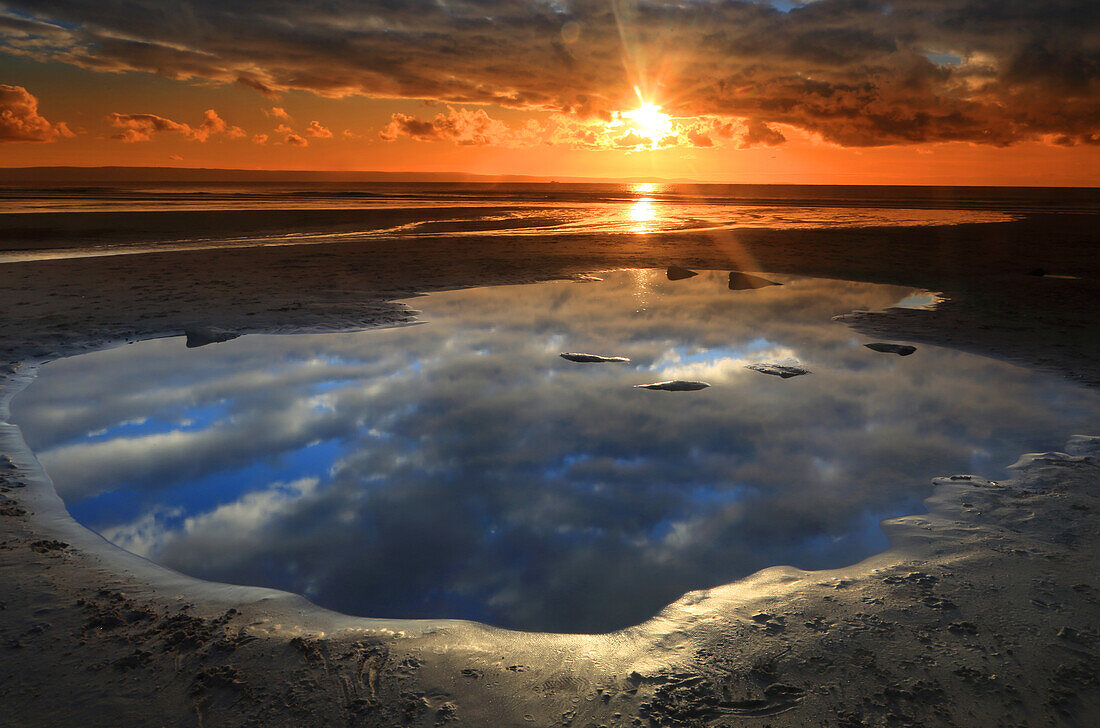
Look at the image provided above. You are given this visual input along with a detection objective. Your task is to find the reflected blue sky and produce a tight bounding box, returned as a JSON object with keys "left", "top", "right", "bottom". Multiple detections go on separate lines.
{"left": 13, "top": 271, "right": 1100, "bottom": 633}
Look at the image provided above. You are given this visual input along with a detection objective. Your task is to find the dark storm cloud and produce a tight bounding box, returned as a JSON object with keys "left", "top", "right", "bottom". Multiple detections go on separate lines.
{"left": 740, "top": 119, "right": 786, "bottom": 148}
{"left": 0, "top": 0, "right": 1096, "bottom": 146}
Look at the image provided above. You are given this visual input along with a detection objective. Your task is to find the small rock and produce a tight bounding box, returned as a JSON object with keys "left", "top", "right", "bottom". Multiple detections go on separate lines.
{"left": 560, "top": 352, "right": 630, "bottom": 363}
{"left": 728, "top": 271, "right": 780, "bottom": 290}
{"left": 184, "top": 326, "right": 240, "bottom": 348}
{"left": 634, "top": 380, "right": 710, "bottom": 391}
{"left": 666, "top": 266, "right": 698, "bottom": 281}
{"left": 745, "top": 362, "right": 810, "bottom": 379}
{"left": 865, "top": 342, "right": 917, "bottom": 356}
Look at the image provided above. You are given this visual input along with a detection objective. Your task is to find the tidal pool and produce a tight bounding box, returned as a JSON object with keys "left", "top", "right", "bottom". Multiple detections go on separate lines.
{"left": 13, "top": 271, "right": 1099, "bottom": 633}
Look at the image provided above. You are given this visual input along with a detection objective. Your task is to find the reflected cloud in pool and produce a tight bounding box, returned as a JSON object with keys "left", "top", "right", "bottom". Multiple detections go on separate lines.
{"left": 13, "top": 271, "right": 1099, "bottom": 632}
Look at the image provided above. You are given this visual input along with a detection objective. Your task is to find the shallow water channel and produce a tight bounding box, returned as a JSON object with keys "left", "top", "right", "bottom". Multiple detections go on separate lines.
{"left": 13, "top": 270, "right": 1100, "bottom": 632}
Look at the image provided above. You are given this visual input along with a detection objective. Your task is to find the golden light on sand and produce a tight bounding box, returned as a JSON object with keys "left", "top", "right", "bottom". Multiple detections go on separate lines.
{"left": 622, "top": 102, "right": 673, "bottom": 141}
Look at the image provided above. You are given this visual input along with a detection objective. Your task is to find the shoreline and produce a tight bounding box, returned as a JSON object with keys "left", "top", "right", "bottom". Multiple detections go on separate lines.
{"left": 3, "top": 213, "right": 1099, "bottom": 384}
{"left": 3, "top": 359, "right": 1098, "bottom": 725}
{"left": 2, "top": 215, "right": 1100, "bottom": 725}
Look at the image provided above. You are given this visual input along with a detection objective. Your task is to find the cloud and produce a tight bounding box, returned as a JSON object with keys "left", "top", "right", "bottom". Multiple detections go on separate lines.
{"left": 379, "top": 106, "right": 515, "bottom": 146}
{"left": 235, "top": 75, "right": 279, "bottom": 99}
{"left": 0, "top": 85, "right": 73, "bottom": 142}
{"left": 191, "top": 108, "right": 245, "bottom": 141}
{"left": 304, "top": 120, "right": 332, "bottom": 138}
{"left": 377, "top": 105, "right": 788, "bottom": 151}
{"left": 614, "top": 130, "right": 650, "bottom": 148}
{"left": 273, "top": 123, "right": 308, "bottom": 146}
{"left": 263, "top": 116, "right": 333, "bottom": 145}
{"left": 686, "top": 129, "right": 714, "bottom": 147}
{"left": 376, "top": 104, "right": 777, "bottom": 150}
{"left": 107, "top": 112, "right": 188, "bottom": 142}
{"left": 0, "top": 1, "right": 1096, "bottom": 146}
{"left": 106, "top": 108, "right": 244, "bottom": 142}
{"left": 740, "top": 120, "right": 786, "bottom": 149}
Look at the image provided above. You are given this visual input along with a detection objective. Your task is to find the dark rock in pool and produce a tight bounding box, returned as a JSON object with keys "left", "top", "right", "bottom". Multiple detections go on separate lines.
{"left": 634, "top": 380, "right": 710, "bottom": 391}
{"left": 666, "top": 266, "right": 698, "bottom": 281}
{"left": 728, "top": 271, "right": 781, "bottom": 290}
{"left": 865, "top": 342, "right": 917, "bottom": 356}
{"left": 184, "top": 326, "right": 241, "bottom": 348}
{"left": 560, "top": 352, "right": 630, "bottom": 363}
{"left": 745, "top": 362, "right": 810, "bottom": 378}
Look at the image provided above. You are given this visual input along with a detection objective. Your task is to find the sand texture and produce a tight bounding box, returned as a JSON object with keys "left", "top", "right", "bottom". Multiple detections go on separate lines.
{"left": 1, "top": 211, "right": 1099, "bottom": 726}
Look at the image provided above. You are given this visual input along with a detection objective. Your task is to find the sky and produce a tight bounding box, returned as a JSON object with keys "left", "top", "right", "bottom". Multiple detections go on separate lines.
{"left": 15, "top": 271, "right": 1100, "bottom": 632}
{"left": 1, "top": 0, "right": 1098, "bottom": 184}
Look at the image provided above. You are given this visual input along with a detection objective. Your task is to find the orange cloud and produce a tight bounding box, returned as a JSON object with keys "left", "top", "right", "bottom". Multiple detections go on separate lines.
{"left": 272, "top": 124, "right": 307, "bottom": 146}
{"left": 379, "top": 106, "right": 528, "bottom": 146}
{"left": 0, "top": 85, "right": 73, "bottom": 143}
{"left": 191, "top": 109, "right": 245, "bottom": 141}
{"left": 107, "top": 108, "right": 243, "bottom": 142}
{"left": 376, "top": 105, "right": 784, "bottom": 152}
{"left": 614, "top": 131, "right": 649, "bottom": 148}
{"left": 304, "top": 120, "right": 332, "bottom": 138}
{"left": 107, "top": 113, "right": 188, "bottom": 142}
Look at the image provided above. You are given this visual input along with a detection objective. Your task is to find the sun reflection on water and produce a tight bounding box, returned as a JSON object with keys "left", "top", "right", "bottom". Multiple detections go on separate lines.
{"left": 627, "top": 183, "right": 662, "bottom": 233}
{"left": 628, "top": 198, "right": 658, "bottom": 233}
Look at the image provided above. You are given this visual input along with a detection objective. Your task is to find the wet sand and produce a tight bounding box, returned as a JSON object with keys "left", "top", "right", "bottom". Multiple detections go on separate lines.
{"left": 2, "top": 211, "right": 1098, "bottom": 383}
{"left": 1, "top": 211, "right": 1099, "bottom": 726}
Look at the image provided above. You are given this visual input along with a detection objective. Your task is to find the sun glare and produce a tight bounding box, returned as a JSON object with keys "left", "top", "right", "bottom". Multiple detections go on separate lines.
{"left": 623, "top": 102, "right": 673, "bottom": 141}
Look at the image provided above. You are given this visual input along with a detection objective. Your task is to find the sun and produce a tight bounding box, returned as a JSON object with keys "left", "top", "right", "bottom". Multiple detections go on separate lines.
{"left": 623, "top": 102, "right": 673, "bottom": 140}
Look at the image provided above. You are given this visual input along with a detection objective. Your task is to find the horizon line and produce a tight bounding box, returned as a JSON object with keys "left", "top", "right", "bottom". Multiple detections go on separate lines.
{"left": 0, "top": 166, "right": 1097, "bottom": 190}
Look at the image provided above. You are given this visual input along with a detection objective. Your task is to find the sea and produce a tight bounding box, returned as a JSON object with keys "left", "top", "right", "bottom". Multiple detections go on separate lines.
{"left": 1, "top": 180, "right": 1098, "bottom": 262}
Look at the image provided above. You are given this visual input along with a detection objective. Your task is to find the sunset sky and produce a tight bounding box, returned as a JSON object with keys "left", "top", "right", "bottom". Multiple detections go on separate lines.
{"left": 1, "top": 0, "right": 1097, "bottom": 184}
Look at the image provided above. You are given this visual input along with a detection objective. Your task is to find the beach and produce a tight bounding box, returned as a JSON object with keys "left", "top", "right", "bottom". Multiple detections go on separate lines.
{"left": 1, "top": 190, "right": 1099, "bottom": 726}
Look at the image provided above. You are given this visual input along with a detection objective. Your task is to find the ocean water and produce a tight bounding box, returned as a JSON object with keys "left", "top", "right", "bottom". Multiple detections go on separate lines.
{"left": 13, "top": 271, "right": 1100, "bottom": 632}
{"left": 3, "top": 181, "right": 1097, "bottom": 262}
{"left": 4, "top": 180, "right": 1099, "bottom": 214}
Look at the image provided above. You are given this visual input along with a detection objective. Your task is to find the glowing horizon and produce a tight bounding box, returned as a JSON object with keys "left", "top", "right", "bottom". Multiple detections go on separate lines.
{"left": 0, "top": 1, "right": 1097, "bottom": 185}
